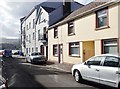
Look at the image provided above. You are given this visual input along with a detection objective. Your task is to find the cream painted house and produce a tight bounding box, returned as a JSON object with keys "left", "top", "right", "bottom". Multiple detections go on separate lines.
{"left": 48, "top": 1, "right": 120, "bottom": 64}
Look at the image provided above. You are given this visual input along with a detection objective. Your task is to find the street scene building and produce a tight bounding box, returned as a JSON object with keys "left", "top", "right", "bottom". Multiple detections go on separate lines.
{"left": 48, "top": 1, "right": 120, "bottom": 64}
{"left": 20, "top": 0, "right": 83, "bottom": 58}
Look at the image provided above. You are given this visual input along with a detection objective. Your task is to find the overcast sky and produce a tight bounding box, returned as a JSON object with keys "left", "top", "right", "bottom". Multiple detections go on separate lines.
{"left": 0, "top": 0, "right": 93, "bottom": 39}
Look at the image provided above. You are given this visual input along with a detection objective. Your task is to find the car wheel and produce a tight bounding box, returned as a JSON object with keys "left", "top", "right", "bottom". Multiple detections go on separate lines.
{"left": 74, "top": 70, "right": 82, "bottom": 82}
{"left": 31, "top": 60, "right": 34, "bottom": 64}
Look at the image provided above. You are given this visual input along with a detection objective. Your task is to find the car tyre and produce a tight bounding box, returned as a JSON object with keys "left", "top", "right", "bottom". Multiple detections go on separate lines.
{"left": 31, "top": 60, "right": 34, "bottom": 64}
{"left": 74, "top": 70, "right": 82, "bottom": 83}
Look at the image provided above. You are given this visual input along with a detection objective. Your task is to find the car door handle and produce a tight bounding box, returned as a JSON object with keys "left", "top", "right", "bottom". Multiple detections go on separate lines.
{"left": 116, "top": 71, "right": 120, "bottom": 74}
{"left": 95, "top": 69, "right": 99, "bottom": 72}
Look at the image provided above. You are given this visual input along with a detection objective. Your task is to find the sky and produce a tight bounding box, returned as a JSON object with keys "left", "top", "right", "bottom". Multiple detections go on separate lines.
{"left": 0, "top": 0, "right": 93, "bottom": 39}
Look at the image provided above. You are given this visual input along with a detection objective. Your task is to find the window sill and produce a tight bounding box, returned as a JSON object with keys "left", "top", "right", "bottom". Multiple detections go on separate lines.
{"left": 68, "top": 33, "right": 75, "bottom": 36}
{"left": 54, "top": 36, "right": 58, "bottom": 39}
{"left": 69, "top": 55, "right": 80, "bottom": 58}
{"left": 53, "top": 55, "right": 58, "bottom": 57}
{"left": 95, "top": 25, "right": 110, "bottom": 31}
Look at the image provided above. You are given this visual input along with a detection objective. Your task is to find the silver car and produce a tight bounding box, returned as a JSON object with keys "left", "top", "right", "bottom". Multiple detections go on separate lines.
{"left": 72, "top": 54, "right": 120, "bottom": 88}
{"left": 26, "top": 52, "right": 47, "bottom": 64}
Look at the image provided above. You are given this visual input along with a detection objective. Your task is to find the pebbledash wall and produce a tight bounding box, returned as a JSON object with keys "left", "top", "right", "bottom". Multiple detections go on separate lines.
{"left": 48, "top": 1, "right": 120, "bottom": 64}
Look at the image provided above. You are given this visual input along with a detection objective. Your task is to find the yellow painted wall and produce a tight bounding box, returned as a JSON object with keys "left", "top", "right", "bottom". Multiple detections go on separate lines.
{"left": 48, "top": 3, "right": 119, "bottom": 64}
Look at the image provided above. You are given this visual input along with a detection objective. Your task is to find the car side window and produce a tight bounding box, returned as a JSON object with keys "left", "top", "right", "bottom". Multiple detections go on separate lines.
{"left": 103, "top": 56, "right": 119, "bottom": 67}
{"left": 86, "top": 56, "right": 104, "bottom": 66}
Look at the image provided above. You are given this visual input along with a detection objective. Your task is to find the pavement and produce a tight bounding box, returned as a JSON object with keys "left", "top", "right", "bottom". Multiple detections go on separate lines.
{"left": 12, "top": 55, "right": 73, "bottom": 73}
{"left": 46, "top": 61, "right": 73, "bottom": 73}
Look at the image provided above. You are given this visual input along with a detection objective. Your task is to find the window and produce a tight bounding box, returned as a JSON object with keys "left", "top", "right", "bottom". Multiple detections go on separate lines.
{"left": 27, "top": 25, "right": 28, "bottom": 30}
{"left": 96, "top": 8, "right": 108, "bottom": 28}
{"left": 33, "top": 19, "right": 35, "bottom": 29}
{"left": 103, "top": 56, "right": 119, "bottom": 67}
{"left": 102, "top": 39, "right": 118, "bottom": 54}
{"left": 69, "top": 42, "right": 79, "bottom": 57}
{"left": 53, "top": 45, "right": 58, "bottom": 56}
{"left": 29, "top": 34, "right": 31, "bottom": 43}
{"left": 86, "top": 56, "right": 104, "bottom": 66}
{"left": 26, "top": 48, "right": 28, "bottom": 54}
{"left": 43, "top": 27, "right": 47, "bottom": 40}
{"left": 32, "top": 48, "right": 34, "bottom": 52}
{"left": 68, "top": 21, "right": 74, "bottom": 35}
{"left": 33, "top": 32, "right": 35, "bottom": 40}
{"left": 54, "top": 27, "right": 58, "bottom": 38}
{"left": 29, "top": 22, "right": 31, "bottom": 29}
{"left": 26, "top": 35, "right": 28, "bottom": 41}
{"left": 38, "top": 30, "right": 40, "bottom": 40}
{"left": 29, "top": 48, "right": 30, "bottom": 53}
{"left": 36, "top": 47, "right": 38, "bottom": 52}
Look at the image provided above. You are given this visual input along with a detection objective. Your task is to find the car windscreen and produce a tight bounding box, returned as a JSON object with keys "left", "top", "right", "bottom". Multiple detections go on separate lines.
{"left": 31, "top": 53, "right": 41, "bottom": 56}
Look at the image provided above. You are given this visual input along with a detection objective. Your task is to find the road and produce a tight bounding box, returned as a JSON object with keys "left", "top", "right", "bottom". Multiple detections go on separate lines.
{"left": 1, "top": 57, "right": 111, "bottom": 89}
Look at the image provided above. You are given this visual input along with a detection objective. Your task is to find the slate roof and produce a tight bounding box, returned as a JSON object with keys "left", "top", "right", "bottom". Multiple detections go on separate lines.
{"left": 42, "top": 6, "right": 55, "bottom": 13}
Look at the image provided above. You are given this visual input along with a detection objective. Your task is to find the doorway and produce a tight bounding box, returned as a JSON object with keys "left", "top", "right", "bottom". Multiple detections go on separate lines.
{"left": 83, "top": 41, "right": 95, "bottom": 62}
{"left": 58, "top": 44, "right": 63, "bottom": 63}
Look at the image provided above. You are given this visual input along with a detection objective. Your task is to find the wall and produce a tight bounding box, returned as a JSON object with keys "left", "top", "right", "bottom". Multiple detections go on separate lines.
{"left": 48, "top": 3, "right": 119, "bottom": 64}
{"left": 25, "top": 9, "right": 36, "bottom": 54}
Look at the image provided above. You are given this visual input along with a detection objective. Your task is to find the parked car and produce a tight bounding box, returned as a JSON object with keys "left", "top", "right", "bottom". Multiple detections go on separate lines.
{"left": 25, "top": 52, "right": 47, "bottom": 64}
{"left": 2, "top": 49, "right": 12, "bottom": 57}
{"left": 72, "top": 54, "right": 120, "bottom": 88}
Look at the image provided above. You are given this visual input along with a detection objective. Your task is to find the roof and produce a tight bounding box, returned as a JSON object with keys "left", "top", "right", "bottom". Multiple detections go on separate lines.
{"left": 42, "top": 6, "right": 55, "bottom": 13}
{"left": 48, "top": 1, "right": 119, "bottom": 29}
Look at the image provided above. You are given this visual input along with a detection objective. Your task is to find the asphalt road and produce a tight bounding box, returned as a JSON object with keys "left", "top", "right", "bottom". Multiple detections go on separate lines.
{"left": 1, "top": 57, "right": 113, "bottom": 89}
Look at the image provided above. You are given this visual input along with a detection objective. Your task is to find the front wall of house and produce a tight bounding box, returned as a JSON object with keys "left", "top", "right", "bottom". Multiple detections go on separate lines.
{"left": 48, "top": 4, "right": 119, "bottom": 64}
{"left": 25, "top": 10, "right": 36, "bottom": 55}
{"left": 118, "top": 2, "right": 120, "bottom": 55}
{"left": 36, "top": 7, "right": 49, "bottom": 54}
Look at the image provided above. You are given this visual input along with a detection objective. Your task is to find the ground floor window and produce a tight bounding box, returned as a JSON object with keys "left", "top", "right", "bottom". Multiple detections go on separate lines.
{"left": 53, "top": 45, "right": 58, "bottom": 56}
{"left": 102, "top": 39, "right": 118, "bottom": 54}
{"left": 69, "top": 42, "right": 80, "bottom": 57}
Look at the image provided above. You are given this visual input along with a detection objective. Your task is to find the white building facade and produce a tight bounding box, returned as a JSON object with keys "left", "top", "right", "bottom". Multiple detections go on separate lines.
{"left": 20, "top": 1, "right": 83, "bottom": 58}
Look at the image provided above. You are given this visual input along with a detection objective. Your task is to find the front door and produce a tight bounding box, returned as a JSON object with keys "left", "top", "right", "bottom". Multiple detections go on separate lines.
{"left": 83, "top": 41, "right": 95, "bottom": 62}
{"left": 59, "top": 44, "right": 63, "bottom": 63}
{"left": 40, "top": 45, "right": 44, "bottom": 55}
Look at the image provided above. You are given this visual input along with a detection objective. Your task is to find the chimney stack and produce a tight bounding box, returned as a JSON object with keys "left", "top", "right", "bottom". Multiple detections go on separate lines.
{"left": 63, "top": 0, "right": 71, "bottom": 16}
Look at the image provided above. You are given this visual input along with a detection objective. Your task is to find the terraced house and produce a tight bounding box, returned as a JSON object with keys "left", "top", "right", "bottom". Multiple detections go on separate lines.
{"left": 48, "top": 1, "right": 120, "bottom": 64}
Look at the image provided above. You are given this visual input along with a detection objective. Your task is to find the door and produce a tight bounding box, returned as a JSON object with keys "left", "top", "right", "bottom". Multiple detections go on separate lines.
{"left": 59, "top": 44, "right": 63, "bottom": 64}
{"left": 99, "top": 56, "right": 119, "bottom": 87}
{"left": 46, "top": 46, "right": 48, "bottom": 59}
{"left": 83, "top": 41, "right": 95, "bottom": 62}
{"left": 40, "top": 45, "right": 44, "bottom": 55}
{"left": 81, "top": 56, "right": 104, "bottom": 83}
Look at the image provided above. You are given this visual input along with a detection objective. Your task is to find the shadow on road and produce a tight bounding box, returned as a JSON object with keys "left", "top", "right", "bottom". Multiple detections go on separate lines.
{"left": 1, "top": 57, "right": 47, "bottom": 89}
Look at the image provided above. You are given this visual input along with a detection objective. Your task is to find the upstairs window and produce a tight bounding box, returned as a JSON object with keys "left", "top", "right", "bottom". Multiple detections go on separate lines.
{"left": 29, "top": 22, "right": 31, "bottom": 29}
{"left": 33, "top": 32, "right": 35, "bottom": 40}
{"left": 29, "top": 34, "right": 31, "bottom": 43}
{"left": 33, "top": 19, "right": 35, "bottom": 29}
{"left": 27, "top": 25, "right": 28, "bottom": 30}
{"left": 54, "top": 27, "right": 58, "bottom": 38}
{"left": 68, "top": 21, "right": 75, "bottom": 35}
{"left": 96, "top": 8, "right": 108, "bottom": 28}
{"left": 38, "top": 30, "right": 40, "bottom": 41}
